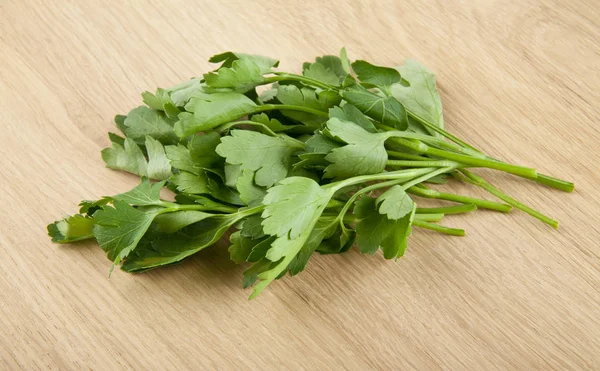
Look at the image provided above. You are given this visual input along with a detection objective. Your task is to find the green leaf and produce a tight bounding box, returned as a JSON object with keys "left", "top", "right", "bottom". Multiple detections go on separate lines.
{"left": 339, "top": 47, "right": 351, "bottom": 74}
{"left": 102, "top": 136, "right": 171, "bottom": 180}
{"left": 250, "top": 113, "right": 297, "bottom": 132}
{"left": 261, "top": 177, "right": 330, "bottom": 239}
{"left": 171, "top": 171, "right": 243, "bottom": 206}
{"left": 121, "top": 214, "right": 241, "bottom": 272}
{"left": 114, "top": 115, "right": 127, "bottom": 134}
{"left": 391, "top": 59, "right": 444, "bottom": 134}
{"left": 287, "top": 217, "right": 337, "bottom": 276}
{"left": 240, "top": 215, "right": 266, "bottom": 239}
{"left": 216, "top": 130, "right": 304, "bottom": 187}
{"left": 351, "top": 60, "right": 401, "bottom": 92}
{"left": 236, "top": 170, "right": 266, "bottom": 206}
{"left": 153, "top": 210, "right": 213, "bottom": 234}
{"left": 204, "top": 58, "right": 269, "bottom": 93}
{"left": 171, "top": 171, "right": 211, "bottom": 194}
{"left": 121, "top": 106, "right": 178, "bottom": 145}
{"left": 247, "top": 236, "right": 276, "bottom": 262}
{"left": 208, "top": 52, "right": 279, "bottom": 72}
{"left": 165, "top": 132, "right": 223, "bottom": 175}
{"left": 355, "top": 196, "right": 415, "bottom": 259}
{"left": 145, "top": 136, "right": 172, "bottom": 180}
{"left": 340, "top": 85, "right": 408, "bottom": 130}
{"left": 276, "top": 85, "right": 340, "bottom": 126}
{"left": 242, "top": 259, "right": 273, "bottom": 289}
{"left": 101, "top": 137, "right": 148, "bottom": 177}
{"left": 302, "top": 62, "right": 341, "bottom": 86}
{"left": 47, "top": 214, "right": 95, "bottom": 243}
{"left": 305, "top": 131, "right": 341, "bottom": 153}
{"left": 142, "top": 88, "right": 172, "bottom": 111}
{"left": 376, "top": 185, "right": 414, "bottom": 220}
{"left": 324, "top": 118, "right": 390, "bottom": 179}
{"left": 329, "top": 104, "right": 377, "bottom": 133}
{"left": 313, "top": 55, "right": 347, "bottom": 78}
{"left": 112, "top": 178, "right": 166, "bottom": 206}
{"left": 228, "top": 231, "right": 255, "bottom": 264}
{"left": 93, "top": 201, "right": 160, "bottom": 264}
{"left": 249, "top": 177, "right": 335, "bottom": 298}
{"left": 166, "top": 78, "right": 204, "bottom": 107}
{"left": 174, "top": 93, "right": 257, "bottom": 137}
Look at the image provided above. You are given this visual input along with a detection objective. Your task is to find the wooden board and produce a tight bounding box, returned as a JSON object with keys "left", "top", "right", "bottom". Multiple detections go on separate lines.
{"left": 1, "top": 1, "right": 599, "bottom": 369}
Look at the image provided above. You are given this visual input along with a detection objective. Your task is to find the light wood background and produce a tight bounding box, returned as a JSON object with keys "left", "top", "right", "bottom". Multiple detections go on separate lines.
{"left": 1, "top": 0, "right": 599, "bottom": 369}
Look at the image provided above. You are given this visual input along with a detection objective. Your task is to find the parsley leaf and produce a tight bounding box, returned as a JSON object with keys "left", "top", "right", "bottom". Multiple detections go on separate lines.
{"left": 175, "top": 93, "right": 258, "bottom": 137}
{"left": 101, "top": 136, "right": 171, "bottom": 180}
{"left": 391, "top": 59, "right": 444, "bottom": 134}
{"left": 324, "top": 118, "right": 390, "bottom": 179}
{"left": 121, "top": 212, "right": 247, "bottom": 272}
{"left": 236, "top": 170, "right": 266, "bottom": 206}
{"left": 261, "top": 177, "right": 330, "bottom": 239}
{"left": 93, "top": 200, "right": 160, "bottom": 265}
{"left": 47, "top": 214, "right": 95, "bottom": 243}
{"left": 121, "top": 106, "right": 178, "bottom": 145}
{"left": 276, "top": 85, "right": 340, "bottom": 126}
{"left": 340, "top": 85, "right": 408, "bottom": 129}
{"left": 351, "top": 60, "right": 401, "bottom": 93}
{"left": 329, "top": 103, "right": 377, "bottom": 133}
{"left": 355, "top": 196, "right": 416, "bottom": 259}
{"left": 376, "top": 185, "right": 414, "bottom": 220}
{"left": 111, "top": 177, "right": 166, "bottom": 206}
{"left": 205, "top": 59, "right": 263, "bottom": 92}
{"left": 302, "top": 62, "right": 341, "bottom": 86}
{"left": 216, "top": 130, "right": 305, "bottom": 187}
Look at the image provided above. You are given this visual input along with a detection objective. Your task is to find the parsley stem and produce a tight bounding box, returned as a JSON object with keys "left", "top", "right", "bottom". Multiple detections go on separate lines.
{"left": 416, "top": 204, "right": 477, "bottom": 215}
{"left": 459, "top": 169, "right": 559, "bottom": 228}
{"left": 324, "top": 167, "right": 436, "bottom": 192}
{"left": 407, "top": 185, "right": 512, "bottom": 212}
{"left": 400, "top": 166, "right": 457, "bottom": 191}
{"left": 332, "top": 168, "right": 440, "bottom": 230}
{"left": 414, "top": 213, "right": 444, "bottom": 222}
{"left": 534, "top": 174, "right": 574, "bottom": 192}
{"left": 386, "top": 151, "right": 430, "bottom": 161}
{"left": 387, "top": 137, "right": 537, "bottom": 178}
{"left": 386, "top": 160, "right": 459, "bottom": 168}
{"left": 412, "top": 220, "right": 465, "bottom": 236}
{"left": 265, "top": 73, "right": 336, "bottom": 90}
{"left": 408, "top": 113, "right": 574, "bottom": 192}
{"left": 216, "top": 120, "right": 278, "bottom": 137}
{"left": 254, "top": 104, "right": 329, "bottom": 118}
{"left": 159, "top": 202, "right": 238, "bottom": 214}
{"left": 377, "top": 123, "right": 480, "bottom": 155}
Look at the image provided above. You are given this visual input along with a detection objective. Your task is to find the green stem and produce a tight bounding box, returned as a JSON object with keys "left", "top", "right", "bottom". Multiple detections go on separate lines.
{"left": 387, "top": 137, "right": 537, "bottom": 178}
{"left": 254, "top": 104, "right": 329, "bottom": 118}
{"left": 386, "top": 151, "right": 430, "bottom": 161}
{"left": 158, "top": 202, "right": 237, "bottom": 214}
{"left": 414, "top": 213, "right": 444, "bottom": 222}
{"left": 265, "top": 73, "right": 335, "bottom": 90}
{"left": 413, "top": 220, "right": 465, "bottom": 236}
{"left": 407, "top": 186, "right": 511, "bottom": 213}
{"left": 377, "top": 123, "right": 479, "bottom": 155}
{"left": 408, "top": 114, "right": 575, "bottom": 192}
{"left": 386, "top": 160, "right": 460, "bottom": 168}
{"left": 459, "top": 169, "right": 558, "bottom": 228}
{"left": 408, "top": 111, "right": 481, "bottom": 153}
{"left": 530, "top": 173, "right": 575, "bottom": 193}
{"left": 323, "top": 168, "right": 435, "bottom": 192}
{"left": 416, "top": 204, "right": 477, "bottom": 215}
{"left": 216, "top": 120, "right": 278, "bottom": 137}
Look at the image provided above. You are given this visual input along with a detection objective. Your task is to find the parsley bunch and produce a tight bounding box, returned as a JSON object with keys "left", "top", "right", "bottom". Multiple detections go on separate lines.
{"left": 48, "top": 50, "right": 574, "bottom": 299}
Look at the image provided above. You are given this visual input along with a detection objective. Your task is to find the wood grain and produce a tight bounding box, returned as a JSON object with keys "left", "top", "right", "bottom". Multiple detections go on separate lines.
{"left": 1, "top": 0, "right": 599, "bottom": 369}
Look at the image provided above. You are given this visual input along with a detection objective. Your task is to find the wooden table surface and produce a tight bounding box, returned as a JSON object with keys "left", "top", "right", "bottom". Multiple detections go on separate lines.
{"left": 2, "top": 1, "right": 599, "bottom": 369}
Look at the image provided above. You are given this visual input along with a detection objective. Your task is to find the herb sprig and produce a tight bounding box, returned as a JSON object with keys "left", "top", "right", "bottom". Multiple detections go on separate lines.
{"left": 48, "top": 49, "right": 574, "bottom": 299}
